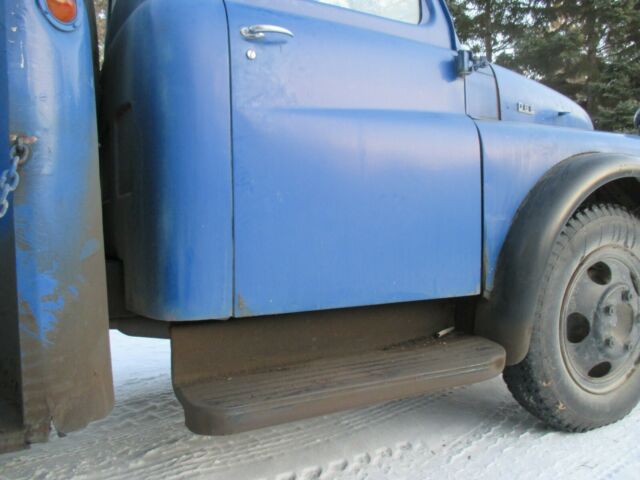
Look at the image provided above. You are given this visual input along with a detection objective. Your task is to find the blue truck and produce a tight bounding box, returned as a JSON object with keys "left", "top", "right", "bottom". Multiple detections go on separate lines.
{"left": 2, "top": 0, "right": 640, "bottom": 452}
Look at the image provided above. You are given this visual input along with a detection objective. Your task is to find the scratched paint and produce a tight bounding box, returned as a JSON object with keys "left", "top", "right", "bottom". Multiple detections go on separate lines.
{"left": 36, "top": 264, "right": 64, "bottom": 339}
{"left": 2, "top": 0, "right": 114, "bottom": 448}
{"left": 80, "top": 238, "right": 99, "bottom": 260}
{"left": 15, "top": 262, "right": 65, "bottom": 346}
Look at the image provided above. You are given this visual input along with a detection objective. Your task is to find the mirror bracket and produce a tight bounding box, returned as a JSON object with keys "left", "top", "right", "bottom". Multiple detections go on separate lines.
{"left": 457, "top": 49, "right": 490, "bottom": 77}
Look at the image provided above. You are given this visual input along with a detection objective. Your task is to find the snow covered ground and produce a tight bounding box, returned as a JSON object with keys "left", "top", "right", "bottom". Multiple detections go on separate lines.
{"left": 2, "top": 331, "right": 640, "bottom": 480}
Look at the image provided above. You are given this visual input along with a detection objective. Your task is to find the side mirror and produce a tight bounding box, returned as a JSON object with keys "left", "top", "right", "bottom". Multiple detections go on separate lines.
{"left": 457, "top": 49, "right": 473, "bottom": 76}
{"left": 457, "top": 48, "right": 490, "bottom": 77}
{"left": 634, "top": 108, "right": 640, "bottom": 133}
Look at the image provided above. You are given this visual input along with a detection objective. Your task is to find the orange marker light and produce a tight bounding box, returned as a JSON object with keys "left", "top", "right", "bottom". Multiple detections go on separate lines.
{"left": 45, "top": 0, "right": 77, "bottom": 24}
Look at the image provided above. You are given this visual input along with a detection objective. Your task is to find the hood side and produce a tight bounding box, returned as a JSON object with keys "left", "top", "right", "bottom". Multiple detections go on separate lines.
{"left": 493, "top": 65, "right": 594, "bottom": 131}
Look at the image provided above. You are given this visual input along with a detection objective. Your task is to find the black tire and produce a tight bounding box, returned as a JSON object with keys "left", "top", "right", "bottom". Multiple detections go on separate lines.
{"left": 504, "top": 203, "right": 640, "bottom": 432}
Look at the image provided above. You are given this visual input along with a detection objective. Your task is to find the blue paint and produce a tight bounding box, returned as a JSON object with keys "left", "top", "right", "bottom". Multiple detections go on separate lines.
{"left": 102, "top": 0, "right": 234, "bottom": 321}
{"left": 465, "top": 65, "right": 499, "bottom": 121}
{"left": 481, "top": 122, "right": 640, "bottom": 291}
{"left": 100, "top": 0, "right": 640, "bottom": 321}
{"left": 493, "top": 65, "right": 593, "bottom": 130}
{"left": 80, "top": 239, "right": 99, "bottom": 260}
{"left": 3, "top": 1, "right": 114, "bottom": 433}
{"left": 16, "top": 263, "right": 64, "bottom": 344}
{"left": 225, "top": 0, "right": 481, "bottom": 315}
{"left": 6, "top": 0, "right": 108, "bottom": 342}
{"left": 37, "top": 265, "right": 64, "bottom": 335}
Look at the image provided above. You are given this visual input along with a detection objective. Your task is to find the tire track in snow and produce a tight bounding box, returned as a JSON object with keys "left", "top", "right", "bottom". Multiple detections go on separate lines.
{"left": 2, "top": 332, "right": 640, "bottom": 480}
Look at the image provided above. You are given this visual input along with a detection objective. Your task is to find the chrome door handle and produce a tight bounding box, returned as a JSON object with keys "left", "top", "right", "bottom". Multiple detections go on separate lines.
{"left": 240, "top": 25, "right": 294, "bottom": 40}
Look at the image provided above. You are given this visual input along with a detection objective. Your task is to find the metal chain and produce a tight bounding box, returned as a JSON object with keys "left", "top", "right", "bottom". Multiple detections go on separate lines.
{"left": 0, "top": 138, "right": 30, "bottom": 219}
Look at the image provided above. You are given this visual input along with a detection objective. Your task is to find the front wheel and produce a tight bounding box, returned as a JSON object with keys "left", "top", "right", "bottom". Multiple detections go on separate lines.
{"left": 505, "top": 204, "right": 640, "bottom": 432}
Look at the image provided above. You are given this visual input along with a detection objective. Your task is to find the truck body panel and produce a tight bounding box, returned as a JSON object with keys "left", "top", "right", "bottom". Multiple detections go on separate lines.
{"left": 101, "top": 0, "right": 234, "bottom": 320}
{"left": 482, "top": 121, "right": 640, "bottom": 291}
{"left": 227, "top": 0, "right": 482, "bottom": 316}
{"left": 1, "top": 0, "right": 113, "bottom": 449}
{"left": 492, "top": 65, "right": 593, "bottom": 130}
{"left": 101, "top": 0, "right": 640, "bottom": 322}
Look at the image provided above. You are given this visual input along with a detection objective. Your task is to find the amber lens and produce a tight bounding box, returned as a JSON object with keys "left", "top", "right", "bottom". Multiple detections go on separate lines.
{"left": 46, "top": 0, "right": 77, "bottom": 24}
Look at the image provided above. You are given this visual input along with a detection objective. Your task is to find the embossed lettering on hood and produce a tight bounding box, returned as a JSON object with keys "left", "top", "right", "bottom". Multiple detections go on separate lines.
{"left": 493, "top": 65, "right": 594, "bottom": 131}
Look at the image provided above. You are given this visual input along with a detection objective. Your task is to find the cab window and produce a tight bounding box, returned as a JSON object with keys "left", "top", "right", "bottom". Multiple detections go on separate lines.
{"left": 315, "top": 0, "right": 421, "bottom": 24}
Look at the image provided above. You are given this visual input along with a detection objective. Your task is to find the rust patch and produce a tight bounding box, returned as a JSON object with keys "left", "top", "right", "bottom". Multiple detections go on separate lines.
{"left": 17, "top": 299, "right": 52, "bottom": 444}
{"left": 237, "top": 294, "right": 252, "bottom": 317}
{"left": 9, "top": 133, "right": 38, "bottom": 146}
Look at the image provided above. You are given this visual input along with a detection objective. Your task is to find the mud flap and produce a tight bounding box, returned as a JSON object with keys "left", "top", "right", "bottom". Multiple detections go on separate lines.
{"left": 0, "top": 0, "right": 113, "bottom": 452}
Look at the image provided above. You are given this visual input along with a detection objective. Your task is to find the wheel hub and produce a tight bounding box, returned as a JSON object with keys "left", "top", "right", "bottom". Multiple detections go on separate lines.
{"left": 561, "top": 250, "right": 640, "bottom": 393}
{"left": 594, "top": 285, "right": 639, "bottom": 358}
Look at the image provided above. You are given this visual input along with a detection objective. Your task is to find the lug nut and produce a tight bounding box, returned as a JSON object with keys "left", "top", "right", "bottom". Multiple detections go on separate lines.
{"left": 625, "top": 343, "right": 632, "bottom": 352}
{"left": 623, "top": 290, "right": 635, "bottom": 302}
{"left": 604, "top": 305, "right": 616, "bottom": 316}
{"left": 605, "top": 337, "right": 615, "bottom": 348}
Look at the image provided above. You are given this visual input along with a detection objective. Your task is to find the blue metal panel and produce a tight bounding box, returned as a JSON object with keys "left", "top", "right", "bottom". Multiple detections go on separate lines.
{"left": 3, "top": 0, "right": 113, "bottom": 440}
{"left": 101, "top": 0, "right": 234, "bottom": 320}
{"left": 226, "top": 0, "right": 482, "bottom": 316}
{"left": 493, "top": 65, "right": 593, "bottom": 130}
{"left": 465, "top": 65, "right": 499, "bottom": 120}
{"left": 481, "top": 120, "right": 640, "bottom": 291}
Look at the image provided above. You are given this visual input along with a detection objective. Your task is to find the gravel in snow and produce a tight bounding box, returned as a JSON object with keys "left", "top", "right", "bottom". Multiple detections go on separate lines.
{"left": 1, "top": 331, "right": 639, "bottom": 479}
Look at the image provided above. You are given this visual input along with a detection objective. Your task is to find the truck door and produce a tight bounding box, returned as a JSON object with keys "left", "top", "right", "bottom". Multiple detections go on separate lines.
{"left": 225, "top": 0, "right": 482, "bottom": 316}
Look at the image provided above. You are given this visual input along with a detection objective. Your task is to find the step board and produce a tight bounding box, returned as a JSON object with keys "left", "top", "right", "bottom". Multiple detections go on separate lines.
{"left": 174, "top": 335, "right": 506, "bottom": 435}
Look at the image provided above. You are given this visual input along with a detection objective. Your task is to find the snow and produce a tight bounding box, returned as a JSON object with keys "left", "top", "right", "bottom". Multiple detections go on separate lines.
{"left": 2, "top": 331, "right": 640, "bottom": 479}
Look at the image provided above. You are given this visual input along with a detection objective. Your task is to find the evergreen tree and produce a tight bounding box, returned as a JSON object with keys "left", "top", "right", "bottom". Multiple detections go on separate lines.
{"left": 592, "top": 0, "right": 640, "bottom": 131}
{"left": 447, "top": 0, "right": 528, "bottom": 62}
{"left": 450, "top": 0, "right": 640, "bottom": 132}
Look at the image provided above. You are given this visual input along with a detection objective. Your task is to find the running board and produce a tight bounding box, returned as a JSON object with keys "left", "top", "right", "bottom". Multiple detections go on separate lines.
{"left": 172, "top": 334, "right": 506, "bottom": 435}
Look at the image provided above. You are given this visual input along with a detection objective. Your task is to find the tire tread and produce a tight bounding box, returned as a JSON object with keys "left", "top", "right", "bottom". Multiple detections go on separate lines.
{"left": 504, "top": 203, "right": 640, "bottom": 432}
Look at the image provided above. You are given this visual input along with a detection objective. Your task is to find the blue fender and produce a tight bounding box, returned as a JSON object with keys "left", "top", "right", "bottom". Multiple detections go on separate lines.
{"left": 477, "top": 152, "right": 640, "bottom": 365}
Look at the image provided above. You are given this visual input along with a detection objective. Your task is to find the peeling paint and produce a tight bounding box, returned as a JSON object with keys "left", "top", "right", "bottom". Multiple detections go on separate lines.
{"left": 9, "top": 133, "right": 38, "bottom": 145}
{"left": 18, "top": 262, "right": 66, "bottom": 346}
{"left": 237, "top": 295, "right": 252, "bottom": 317}
{"left": 18, "top": 323, "right": 50, "bottom": 345}
{"left": 36, "top": 270, "right": 64, "bottom": 339}
{"left": 18, "top": 301, "right": 52, "bottom": 347}
{"left": 2, "top": 0, "right": 114, "bottom": 450}
{"left": 80, "top": 239, "right": 99, "bottom": 260}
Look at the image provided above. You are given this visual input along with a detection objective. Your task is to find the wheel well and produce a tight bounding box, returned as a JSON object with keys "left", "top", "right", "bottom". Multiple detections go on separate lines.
{"left": 476, "top": 154, "right": 640, "bottom": 366}
{"left": 581, "top": 178, "right": 640, "bottom": 213}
